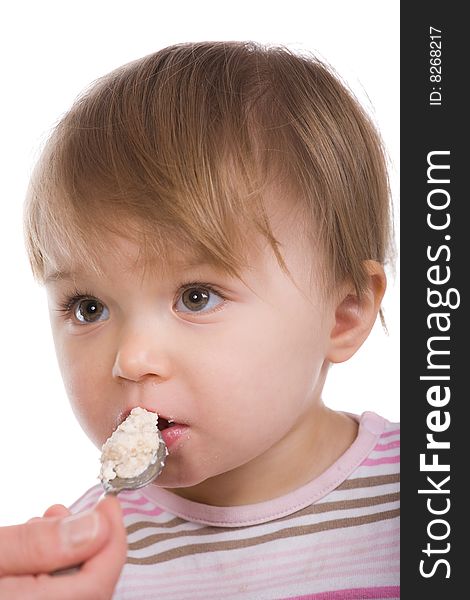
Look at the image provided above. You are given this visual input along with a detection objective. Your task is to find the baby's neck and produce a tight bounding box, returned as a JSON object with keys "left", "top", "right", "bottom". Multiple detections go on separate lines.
{"left": 168, "top": 406, "right": 359, "bottom": 507}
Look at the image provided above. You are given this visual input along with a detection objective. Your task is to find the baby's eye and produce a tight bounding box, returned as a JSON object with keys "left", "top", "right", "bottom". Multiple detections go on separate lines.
{"left": 174, "top": 285, "right": 226, "bottom": 314}
{"left": 73, "top": 298, "right": 110, "bottom": 323}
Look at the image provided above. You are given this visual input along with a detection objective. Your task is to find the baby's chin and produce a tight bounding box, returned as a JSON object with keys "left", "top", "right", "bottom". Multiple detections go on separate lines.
{"left": 150, "top": 457, "right": 248, "bottom": 500}
{"left": 150, "top": 466, "right": 223, "bottom": 491}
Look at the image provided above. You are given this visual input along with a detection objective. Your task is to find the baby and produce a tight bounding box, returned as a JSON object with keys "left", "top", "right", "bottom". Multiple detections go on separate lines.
{"left": 18, "top": 41, "right": 399, "bottom": 599}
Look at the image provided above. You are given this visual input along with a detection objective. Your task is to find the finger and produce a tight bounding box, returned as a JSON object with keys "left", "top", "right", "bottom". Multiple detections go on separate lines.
{"left": 43, "top": 504, "right": 71, "bottom": 519}
{"left": 77, "top": 495, "right": 128, "bottom": 596}
{"left": 27, "top": 504, "right": 71, "bottom": 524}
{"left": 0, "top": 574, "right": 38, "bottom": 599}
{"left": 0, "top": 506, "right": 110, "bottom": 577}
{"left": 8, "top": 497, "right": 128, "bottom": 600}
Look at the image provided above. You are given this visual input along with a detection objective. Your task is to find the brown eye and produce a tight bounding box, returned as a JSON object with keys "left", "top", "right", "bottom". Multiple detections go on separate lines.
{"left": 75, "top": 298, "right": 109, "bottom": 323}
{"left": 180, "top": 287, "right": 210, "bottom": 312}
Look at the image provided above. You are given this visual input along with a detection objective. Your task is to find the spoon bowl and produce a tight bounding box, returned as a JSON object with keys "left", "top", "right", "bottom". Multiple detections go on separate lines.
{"left": 101, "top": 442, "right": 168, "bottom": 495}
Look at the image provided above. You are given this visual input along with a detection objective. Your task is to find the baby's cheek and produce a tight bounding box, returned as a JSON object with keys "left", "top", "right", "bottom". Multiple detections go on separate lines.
{"left": 65, "top": 372, "right": 110, "bottom": 446}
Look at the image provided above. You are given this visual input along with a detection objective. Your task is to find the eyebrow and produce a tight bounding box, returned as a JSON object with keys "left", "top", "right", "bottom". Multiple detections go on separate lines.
{"left": 45, "top": 270, "right": 74, "bottom": 284}
{"left": 44, "top": 260, "right": 222, "bottom": 284}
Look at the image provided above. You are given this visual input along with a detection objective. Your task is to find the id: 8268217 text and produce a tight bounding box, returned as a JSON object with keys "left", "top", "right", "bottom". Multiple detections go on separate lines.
{"left": 429, "top": 26, "right": 442, "bottom": 106}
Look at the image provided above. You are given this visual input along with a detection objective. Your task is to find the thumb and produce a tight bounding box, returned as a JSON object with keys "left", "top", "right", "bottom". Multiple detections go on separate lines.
{"left": 0, "top": 507, "right": 110, "bottom": 576}
{"left": 26, "top": 505, "right": 70, "bottom": 524}
{"left": 43, "top": 504, "right": 71, "bottom": 519}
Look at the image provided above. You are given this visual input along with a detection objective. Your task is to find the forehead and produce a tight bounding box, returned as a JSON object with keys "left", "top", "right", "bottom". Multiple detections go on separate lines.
{"left": 43, "top": 185, "right": 317, "bottom": 291}
{"left": 44, "top": 238, "right": 217, "bottom": 284}
{"left": 43, "top": 213, "right": 329, "bottom": 318}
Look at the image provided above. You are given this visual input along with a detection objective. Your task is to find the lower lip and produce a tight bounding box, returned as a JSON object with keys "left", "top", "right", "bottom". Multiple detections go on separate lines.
{"left": 160, "top": 425, "right": 189, "bottom": 449}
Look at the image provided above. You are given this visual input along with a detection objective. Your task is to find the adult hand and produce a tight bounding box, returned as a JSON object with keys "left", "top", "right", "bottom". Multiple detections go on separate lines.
{"left": 0, "top": 496, "right": 127, "bottom": 599}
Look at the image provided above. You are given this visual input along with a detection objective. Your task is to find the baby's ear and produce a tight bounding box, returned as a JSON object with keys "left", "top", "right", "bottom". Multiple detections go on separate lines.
{"left": 326, "top": 260, "right": 386, "bottom": 364}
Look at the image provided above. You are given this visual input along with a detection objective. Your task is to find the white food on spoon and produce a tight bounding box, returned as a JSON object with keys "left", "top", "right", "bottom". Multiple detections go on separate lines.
{"left": 99, "top": 407, "right": 164, "bottom": 483}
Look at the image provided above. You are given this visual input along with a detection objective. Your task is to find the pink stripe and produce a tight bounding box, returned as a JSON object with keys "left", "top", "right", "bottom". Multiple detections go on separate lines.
{"left": 118, "top": 562, "right": 400, "bottom": 598}
{"left": 71, "top": 490, "right": 102, "bottom": 513}
{"left": 74, "top": 497, "right": 161, "bottom": 517}
{"left": 79, "top": 500, "right": 96, "bottom": 513}
{"left": 361, "top": 455, "right": 400, "bottom": 466}
{"left": 282, "top": 585, "right": 400, "bottom": 599}
{"left": 374, "top": 440, "right": 400, "bottom": 451}
{"left": 130, "top": 525, "right": 400, "bottom": 580}
{"left": 69, "top": 484, "right": 101, "bottom": 505}
{"left": 381, "top": 428, "right": 400, "bottom": 438}
{"left": 123, "top": 505, "right": 165, "bottom": 517}
{"left": 120, "top": 494, "right": 151, "bottom": 506}
{"left": 74, "top": 491, "right": 159, "bottom": 515}
{"left": 154, "top": 550, "right": 400, "bottom": 592}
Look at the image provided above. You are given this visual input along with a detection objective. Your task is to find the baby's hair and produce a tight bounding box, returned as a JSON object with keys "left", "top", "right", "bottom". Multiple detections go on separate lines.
{"left": 24, "top": 40, "right": 393, "bottom": 305}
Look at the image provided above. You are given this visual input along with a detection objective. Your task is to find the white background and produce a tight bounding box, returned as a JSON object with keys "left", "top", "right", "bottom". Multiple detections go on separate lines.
{"left": 0, "top": 0, "right": 399, "bottom": 525}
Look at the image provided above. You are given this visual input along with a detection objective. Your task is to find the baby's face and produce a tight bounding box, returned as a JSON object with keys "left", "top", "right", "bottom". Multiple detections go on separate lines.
{"left": 45, "top": 205, "right": 337, "bottom": 503}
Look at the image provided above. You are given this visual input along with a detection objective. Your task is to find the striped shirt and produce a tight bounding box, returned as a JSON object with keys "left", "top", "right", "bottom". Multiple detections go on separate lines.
{"left": 71, "top": 411, "right": 400, "bottom": 599}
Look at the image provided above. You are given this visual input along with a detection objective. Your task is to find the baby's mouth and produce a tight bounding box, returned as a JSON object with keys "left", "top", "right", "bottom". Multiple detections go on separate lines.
{"left": 157, "top": 417, "right": 177, "bottom": 431}
{"left": 155, "top": 414, "right": 190, "bottom": 449}
{"left": 117, "top": 409, "right": 181, "bottom": 432}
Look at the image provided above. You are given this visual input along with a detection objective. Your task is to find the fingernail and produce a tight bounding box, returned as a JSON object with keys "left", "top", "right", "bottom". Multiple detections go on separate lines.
{"left": 60, "top": 510, "right": 100, "bottom": 548}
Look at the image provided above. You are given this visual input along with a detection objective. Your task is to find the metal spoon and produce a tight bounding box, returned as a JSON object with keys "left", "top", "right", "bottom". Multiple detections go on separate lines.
{"left": 100, "top": 440, "right": 169, "bottom": 495}
{"left": 53, "top": 439, "right": 168, "bottom": 576}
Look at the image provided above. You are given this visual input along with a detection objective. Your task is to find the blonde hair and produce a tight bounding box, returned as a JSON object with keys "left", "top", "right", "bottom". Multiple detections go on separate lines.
{"left": 24, "top": 41, "right": 393, "bottom": 300}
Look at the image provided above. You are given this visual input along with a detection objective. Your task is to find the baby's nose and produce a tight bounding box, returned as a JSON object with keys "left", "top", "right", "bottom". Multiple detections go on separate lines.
{"left": 112, "top": 327, "right": 173, "bottom": 383}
